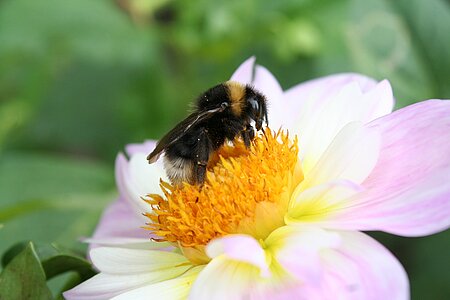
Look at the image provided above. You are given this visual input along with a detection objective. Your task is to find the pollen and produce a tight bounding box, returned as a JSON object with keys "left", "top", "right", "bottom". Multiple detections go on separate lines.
{"left": 144, "top": 129, "right": 300, "bottom": 248}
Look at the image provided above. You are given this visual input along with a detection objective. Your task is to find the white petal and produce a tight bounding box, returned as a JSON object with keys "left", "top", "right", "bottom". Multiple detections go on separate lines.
{"left": 297, "top": 82, "right": 363, "bottom": 171}
{"left": 112, "top": 266, "right": 204, "bottom": 300}
{"left": 290, "top": 80, "right": 392, "bottom": 176}
{"left": 189, "top": 256, "right": 261, "bottom": 300}
{"left": 298, "top": 122, "right": 380, "bottom": 191}
{"left": 116, "top": 151, "right": 167, "bottom": 215}
{"left": 64, "top": 265, "right": 192, "bottom": 300}
{"left": 85, "top": 237, "right": 173, "bottom": 250}
{"left": 90, "top": 247, "right": 188, "bottom": 274}
{"left": 287, "top": 180, "right": 363, "bottom": 222}
{"left": 357, "top": 80, "right": 394, "bottom": 121}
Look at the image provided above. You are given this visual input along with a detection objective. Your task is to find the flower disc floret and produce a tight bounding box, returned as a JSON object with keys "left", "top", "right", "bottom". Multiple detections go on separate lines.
{"left": 145, "top": 129, "right": 300, "bottom": 247}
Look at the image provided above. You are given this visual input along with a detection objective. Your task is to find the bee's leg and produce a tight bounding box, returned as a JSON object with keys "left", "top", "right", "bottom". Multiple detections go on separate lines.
{"left": 241, "top": 125, "right": 255, "bottom": 148}
{"left": 194, "top": 128, "right": 211, "bottom": 185}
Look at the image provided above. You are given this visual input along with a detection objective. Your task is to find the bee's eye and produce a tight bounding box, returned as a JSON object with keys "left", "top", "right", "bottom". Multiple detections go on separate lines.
{"left": 249, "top": 98, "right": 259, "bottom": 111}
{"left": 221, "top": 102, "right": 228, "bottom": 110}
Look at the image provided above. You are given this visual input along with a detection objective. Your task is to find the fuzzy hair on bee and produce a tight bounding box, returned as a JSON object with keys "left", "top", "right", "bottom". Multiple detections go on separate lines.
{"left": 147, "top": 81, "right": 268, "bottom": 185}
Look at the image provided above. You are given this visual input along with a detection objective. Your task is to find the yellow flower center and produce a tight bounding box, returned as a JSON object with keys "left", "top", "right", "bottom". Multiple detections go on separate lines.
{"left": 144, "top": 129, "right": 302, "bottom": 250}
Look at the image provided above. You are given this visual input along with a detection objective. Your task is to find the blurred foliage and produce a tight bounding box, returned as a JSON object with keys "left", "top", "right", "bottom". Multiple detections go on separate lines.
{"left": 0, "top": 153, "right": 114, "bottom": 255}
{"left": 0, "top": 0, "right": 449, "bottom": 299}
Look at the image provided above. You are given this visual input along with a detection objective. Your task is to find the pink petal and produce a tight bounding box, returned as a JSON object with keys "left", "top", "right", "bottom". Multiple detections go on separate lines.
{"left": 318, "top": 231, "right": 409, "bottom": 300}
{"left": 324, "top": 100, "right": 450, "bottom": 236}
{"left": 125, "top": 140, "right": 156, "bottom": 156}
{"left": 90, "top": 141, "right": 168, "bottom": 248}
{"left": 252, "top": 65, "right": 284, "bottom": 129}
{"left": 283, "top": 73, "right": 382, "bottom": 130}
{"left": 265, "top": 226, "right": 340, "bottom": 288}
{"left": 191, "top": 228, "right": 408, "bottom": 300}
{"left": 270, "top": 228, "right": 408, "bottom": 300}
{"left": 90, "top": 197, "right": 149, "bottom": 246}
{"left": 206, "top": 234, "right": 269, "bottom": 277}
{"left": 230, "top": 56, "right": 255, "bottom": 84}
{"left": 114, "top": 154, "right": 128, "bottom": 204}
{"left": 229, "top": 57, "right": 285, "bottom": 129}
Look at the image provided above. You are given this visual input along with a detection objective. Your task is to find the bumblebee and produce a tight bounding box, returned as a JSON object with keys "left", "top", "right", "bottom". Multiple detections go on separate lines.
{"left": 147, "top": 81, "right": 268, "bottom": 185}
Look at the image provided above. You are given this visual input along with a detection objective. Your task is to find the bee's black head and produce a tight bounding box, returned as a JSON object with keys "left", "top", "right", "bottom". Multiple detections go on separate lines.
{"left": 242, "top": 85, "right": 268, "bottom": 131}
{"left": 197, "top": 81, "right": 268, "bottom": 130}
{"left": 214, "top": 81, "right": 268, "bottom": 130}
{"left": 247, "top": 93, "right": 267, "bottom": 130}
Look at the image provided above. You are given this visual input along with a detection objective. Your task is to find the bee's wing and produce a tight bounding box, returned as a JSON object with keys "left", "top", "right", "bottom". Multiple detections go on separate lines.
{"left": 147, "top": 106, "right": 224, "bottom": 163}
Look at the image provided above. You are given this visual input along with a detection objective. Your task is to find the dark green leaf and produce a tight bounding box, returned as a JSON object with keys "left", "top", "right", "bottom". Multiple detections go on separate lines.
{"left": 36, "top": 243, "right": 96, "bottom": 295}
{"left": 0, "top": 242, "right": 52, "bottom": 300}
{"left": 1, "top": 242, "right": 97, "bottom": 298}
{"left": 35, "top": 243, "right": 96, "bottom": 281}
{"left": 1, "top": 241, "right": 28, "bottom": 268}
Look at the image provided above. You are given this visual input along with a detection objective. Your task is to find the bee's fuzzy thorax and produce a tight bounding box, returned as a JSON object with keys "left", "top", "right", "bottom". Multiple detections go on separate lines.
{"left": 147, "top": 81, "right": 268, "bottom": 185}
{"left": 225, "top": 81, "right": 246, "bottom": 116}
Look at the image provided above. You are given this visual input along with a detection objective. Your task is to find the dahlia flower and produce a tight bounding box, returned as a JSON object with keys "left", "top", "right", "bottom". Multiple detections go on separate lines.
{"left": 64, "top": 57, "right": 450, "bottom": 300}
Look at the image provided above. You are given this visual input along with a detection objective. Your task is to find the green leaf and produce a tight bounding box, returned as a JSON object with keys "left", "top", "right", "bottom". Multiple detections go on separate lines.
{"left": 35, "top": 243, "right": 96, "bottom": 281}
{"left": 0, "top": 243, "right": 52, "bottom": 300}
{"left": 1, "top": 241, "right": 29, "bottom": 268}
{"left": 35, "top": 243, "right": 96, "bottom": 295}
{"left": 1, "top": 242, "right": 97, "bottom": 299}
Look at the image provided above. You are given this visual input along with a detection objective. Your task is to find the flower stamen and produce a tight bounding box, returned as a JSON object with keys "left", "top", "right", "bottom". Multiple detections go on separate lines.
{"left": 145, "top": 129, "right": 300, "bottom": 248}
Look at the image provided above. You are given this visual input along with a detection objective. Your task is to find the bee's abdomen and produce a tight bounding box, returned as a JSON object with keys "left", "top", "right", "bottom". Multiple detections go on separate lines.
{"left": 163, "top": 127, "right": 210, "bottom": 185}
{"left": 163, "top": 155, "right": 194, "bottom": 185}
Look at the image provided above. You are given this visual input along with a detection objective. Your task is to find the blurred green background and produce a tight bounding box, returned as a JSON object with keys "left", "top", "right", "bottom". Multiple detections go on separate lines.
{"left": 0, "top": 0, "right": 449, "bottom": 299}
